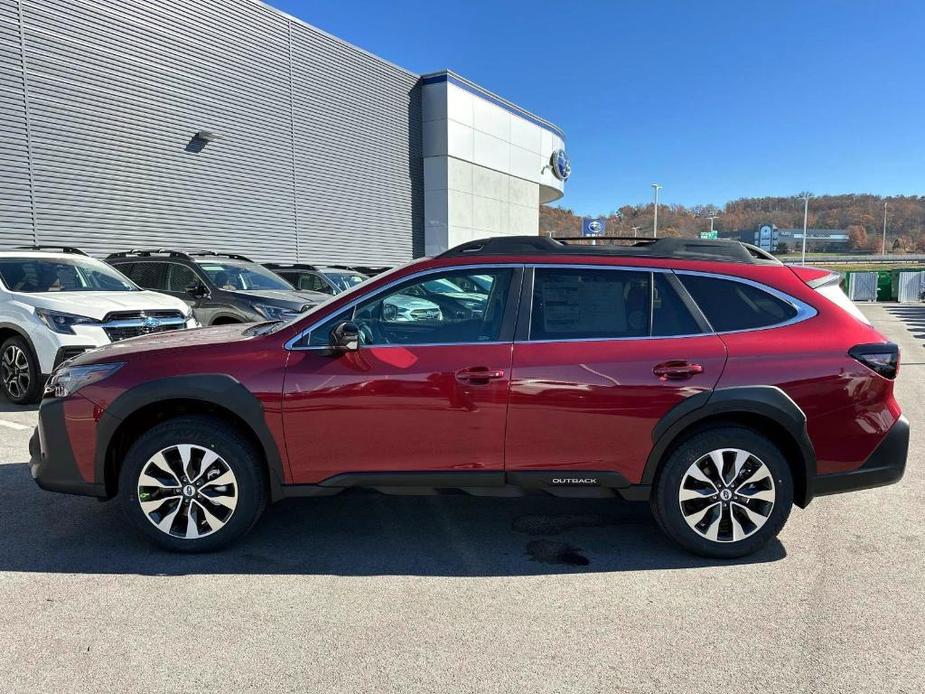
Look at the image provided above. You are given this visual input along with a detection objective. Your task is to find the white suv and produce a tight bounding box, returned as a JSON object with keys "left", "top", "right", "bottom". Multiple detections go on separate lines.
{"left": 0, "top": 247, "right": 197, "bottom": 403}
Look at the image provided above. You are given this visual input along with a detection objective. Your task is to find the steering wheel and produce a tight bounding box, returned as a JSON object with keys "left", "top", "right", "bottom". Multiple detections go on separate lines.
{"left": 357, "top": 321, "right": 376, "bottom": 346}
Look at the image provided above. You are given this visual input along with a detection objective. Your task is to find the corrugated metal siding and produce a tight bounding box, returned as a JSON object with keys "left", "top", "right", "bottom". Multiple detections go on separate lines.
{"left": 0, "top": 0, "right": 35, "bottom": 246}
{"left": 0, "top": 0, "right": 422, "bottom": 263}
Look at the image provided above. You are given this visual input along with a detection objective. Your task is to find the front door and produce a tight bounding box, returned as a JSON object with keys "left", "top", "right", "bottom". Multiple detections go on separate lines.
{"left": 282, "top": 266, "right": 521, "bottom": 484}
{"left": 505, "top": 266, "right": 727, "bottom": 484}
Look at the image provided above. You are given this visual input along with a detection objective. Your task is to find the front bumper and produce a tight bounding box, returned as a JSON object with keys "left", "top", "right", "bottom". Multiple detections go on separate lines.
{"left": 29, "top": 397, "right": 106, "bottom": 498}
{"left": 811, "top": 415, "right": 909, "bottom": 497}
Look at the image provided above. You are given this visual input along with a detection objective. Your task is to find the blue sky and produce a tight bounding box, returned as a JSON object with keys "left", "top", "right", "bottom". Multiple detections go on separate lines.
{"left": 269, "top": 0, "right": 925, "bottom": 216}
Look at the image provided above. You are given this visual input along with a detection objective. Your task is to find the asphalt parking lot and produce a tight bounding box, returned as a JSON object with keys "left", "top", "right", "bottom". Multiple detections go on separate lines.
{"left": 0, "top": 304, "right": 922, "bottom": 693}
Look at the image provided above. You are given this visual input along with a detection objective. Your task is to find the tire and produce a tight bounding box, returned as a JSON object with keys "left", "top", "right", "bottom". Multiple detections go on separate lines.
{"left": 118, "top": 415, "right": 268, "bottom": 552}
{"left": 0, "top": 336, "right": 42, "bottom": 404}
{"left": 650, "top": 426, "right": 793, "bottom": 559}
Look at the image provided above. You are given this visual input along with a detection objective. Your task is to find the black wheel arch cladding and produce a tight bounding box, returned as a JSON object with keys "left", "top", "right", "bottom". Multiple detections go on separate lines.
{"left": 96, "top": 374, "right": 286, "bottom": 500}
{"left": 645, "top": 385, "right": 816, "bottom": 505}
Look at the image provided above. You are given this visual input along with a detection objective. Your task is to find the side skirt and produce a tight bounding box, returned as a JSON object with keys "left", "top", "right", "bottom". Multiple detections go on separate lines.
{"left": 278, "top": 470, "right": 650, "bottom": 501}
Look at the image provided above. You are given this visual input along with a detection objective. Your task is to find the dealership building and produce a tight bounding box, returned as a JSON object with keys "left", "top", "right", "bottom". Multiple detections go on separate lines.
{"left": 0, "top": 0, "right": 567, "bottom": 264}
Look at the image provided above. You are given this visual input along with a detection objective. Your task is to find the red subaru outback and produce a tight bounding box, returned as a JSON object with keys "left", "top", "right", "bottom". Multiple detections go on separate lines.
{"left": 29, "top": 236, "right": 908, "bottom": 557}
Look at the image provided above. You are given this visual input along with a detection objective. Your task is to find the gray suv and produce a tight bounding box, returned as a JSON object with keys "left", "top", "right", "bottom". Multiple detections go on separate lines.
{"left": 107, "top": 250, "right": 329, "bottom": 326}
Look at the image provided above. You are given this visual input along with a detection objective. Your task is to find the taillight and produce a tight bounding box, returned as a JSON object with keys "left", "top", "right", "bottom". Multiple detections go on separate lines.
{"left": 849, "top": 343, "right": 899, "bottom": 379}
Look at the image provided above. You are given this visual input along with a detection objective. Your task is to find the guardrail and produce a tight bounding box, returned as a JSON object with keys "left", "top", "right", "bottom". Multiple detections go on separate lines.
{"left": 781, "top": 255, "right": 925, "bottom": 265}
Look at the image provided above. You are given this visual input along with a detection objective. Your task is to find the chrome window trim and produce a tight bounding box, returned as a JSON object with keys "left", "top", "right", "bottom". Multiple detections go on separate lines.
{"left": 673, "top": 270, "right": 817, "bottom": 334}
{"left": 285, "top": 263, "right": 523, "bottom": 351}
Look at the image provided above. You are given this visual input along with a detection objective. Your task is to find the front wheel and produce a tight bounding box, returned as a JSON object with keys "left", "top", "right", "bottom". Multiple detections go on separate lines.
{"left": 650, "top": 427, "right": 793, "bottom": 559}
{"left": 1, "top": 336, "right": 42, "bottom": 404}
{"left": 118, "top": 416, "right": 267, "bottom": 552}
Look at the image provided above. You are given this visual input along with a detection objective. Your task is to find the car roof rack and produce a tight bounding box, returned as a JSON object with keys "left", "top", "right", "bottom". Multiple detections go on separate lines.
{"left": 264, "top": 262, "right": 320, "bottom": 271}
{"left": 437, "top": 235, "right": 780, "bottom": 264}
{"left": 106, "top": 248, "right": 193, "bottom": 260}
{"left": 329, "top": 264, "right": 388, "bottom": 275}
{"left": 188, "top": 250, "right": 255, "bottom": 262}
{"left": 15, "top": 245, "right": 89, "bottom": 256}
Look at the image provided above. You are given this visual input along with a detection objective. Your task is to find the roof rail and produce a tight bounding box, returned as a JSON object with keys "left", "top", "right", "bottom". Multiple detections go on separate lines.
{"left": 105, "top": 248, "right": 193, "bottom": 260}
{"left": 189, "top": 250, "right": 255, "bottom": 262}
{"left": 264, "top": 262, "right": 320, "bottom": 271}
{"left": 15, "top": 245, "right": 89, "bottom": 256}
{"left": 437, "top": 235, "right": 781, "bottom": 265}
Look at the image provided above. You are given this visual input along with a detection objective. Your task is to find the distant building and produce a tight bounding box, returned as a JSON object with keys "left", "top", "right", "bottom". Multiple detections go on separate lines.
{"left": 722, "top": 224, "right": 849, "bottom": 253}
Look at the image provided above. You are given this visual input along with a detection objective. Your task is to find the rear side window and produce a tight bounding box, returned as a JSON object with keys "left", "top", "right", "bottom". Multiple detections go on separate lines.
{"left": 531, "top": 268, "right": 650, "bottom": 340}
{"left": 679, "top": 274, "right": 797, "bottom": 331}
{"left": 652, "top": 273, "right": 703, "bottom": 336}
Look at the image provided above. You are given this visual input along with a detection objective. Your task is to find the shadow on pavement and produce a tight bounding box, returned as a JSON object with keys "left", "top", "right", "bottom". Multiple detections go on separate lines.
{"left": 0, "top": 401, "right": 38, "bottom": 414}
{"left": 0, "top": 462, "right": 786, "bottom": 576}
{"left": 885, "top": 305, "right": 925, "bottom": 344}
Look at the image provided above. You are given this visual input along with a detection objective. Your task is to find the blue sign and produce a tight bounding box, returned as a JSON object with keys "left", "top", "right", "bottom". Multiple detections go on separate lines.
{"left": 550, "top": 149, "right": 571, "bottom": 181}
{"left": 582, "top": 217, "right": 606, "bottom": 237}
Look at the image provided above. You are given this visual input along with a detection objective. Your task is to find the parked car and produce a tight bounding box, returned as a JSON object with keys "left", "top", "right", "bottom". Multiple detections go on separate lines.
{"left": 0, "top": 246, "right": 196, "bottom": 404}
{"left": 31, "top": 236, "right": 907, "bottom": 557}
{"left": 264, "top": 264, "right": 369, "bottom": 295}
{"left": 107, "top": 250, "right": 329, "bottom": 326}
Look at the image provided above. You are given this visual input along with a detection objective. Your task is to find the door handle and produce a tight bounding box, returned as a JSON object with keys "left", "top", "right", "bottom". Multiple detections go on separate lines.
{"left": 653, "top": 360, "right": 704, "bottom": 381}
{"left": 456, "top": 366, "right": 505, "bottom": 385}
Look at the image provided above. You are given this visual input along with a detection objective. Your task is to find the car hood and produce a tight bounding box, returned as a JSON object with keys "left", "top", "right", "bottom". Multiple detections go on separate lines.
{"left": 72, "top": 323, "right": 255, "bottom": 364}
{"left": 14, "top": 290, "right": 189, "bottom": 320}
{"left": 235, "top": 289, "right": 329, "bottom": 307}
{"left": 384, "top": 295, "right": 440, "bottom": 310}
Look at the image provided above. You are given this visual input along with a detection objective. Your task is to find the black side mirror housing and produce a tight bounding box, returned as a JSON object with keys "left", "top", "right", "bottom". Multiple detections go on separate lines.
{"left": 330, "top": 321, "right": 360, "bottom": 352}
{"left": 186, "top": 281, "right": 209, "bottom": 299}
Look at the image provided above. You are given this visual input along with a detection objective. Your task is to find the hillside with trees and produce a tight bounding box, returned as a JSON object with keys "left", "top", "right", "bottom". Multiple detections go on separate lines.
{"left": 540, "top": 194, "right": 925, "bottom": 252}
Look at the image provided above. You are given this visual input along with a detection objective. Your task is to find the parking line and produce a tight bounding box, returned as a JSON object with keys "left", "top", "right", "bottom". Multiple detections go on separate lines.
{"left": 0, "top": 419, "right": 30, "bottom": 431}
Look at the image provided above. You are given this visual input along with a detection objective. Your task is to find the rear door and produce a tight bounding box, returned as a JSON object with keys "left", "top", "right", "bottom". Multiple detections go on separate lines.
{"left": 504, "top": 265, "right": 727, "bottom": 485}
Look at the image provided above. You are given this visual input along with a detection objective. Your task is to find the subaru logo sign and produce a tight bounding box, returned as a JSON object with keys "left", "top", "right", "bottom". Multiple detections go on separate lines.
{"left": 142, "top": 316, "right": 161, "bottom": 329}
{"left": 582, "top": 217, "right": 606, "bottom": 237}
{"left": 550, "top": 149, "right": 571, "bottom": 181}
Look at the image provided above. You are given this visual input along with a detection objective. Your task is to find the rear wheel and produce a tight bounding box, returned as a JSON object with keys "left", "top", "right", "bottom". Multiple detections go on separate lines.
{"left": 651, "top": 427, "right": 793, "bottom": 558}
{"left": 118, "top": 416, "right": 267, "bottom": 552}
{"left": 0, "top": 336, "right": 41, "bottom": 404}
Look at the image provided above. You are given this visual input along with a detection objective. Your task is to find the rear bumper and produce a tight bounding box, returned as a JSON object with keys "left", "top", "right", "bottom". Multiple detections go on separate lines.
{"left": 29, "top": 398, "right": 106, "bottom": 498}
{"left": 811, "top": 415, "right": 909, "bottom": 498}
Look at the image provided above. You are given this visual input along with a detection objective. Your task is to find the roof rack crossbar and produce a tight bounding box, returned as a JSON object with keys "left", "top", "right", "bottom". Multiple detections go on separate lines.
{"left": 105, "top": 248, "right": 193, "bottom": 260}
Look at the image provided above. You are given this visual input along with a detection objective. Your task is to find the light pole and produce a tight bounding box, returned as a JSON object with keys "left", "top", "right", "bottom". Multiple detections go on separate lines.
{"left": 800, "top": 193, "right": 811, "bottom": 265}
{"left": 631, "top": 225, "right": 640, "bottom": 238}
{"left": 881, "top": 200, "right": 888, "bottom": 255}
{"left": 651, "top": 183, "right": 662, "bottom": 237}
{"left": 707, "top": 214, "right": 718, "bottom": 235}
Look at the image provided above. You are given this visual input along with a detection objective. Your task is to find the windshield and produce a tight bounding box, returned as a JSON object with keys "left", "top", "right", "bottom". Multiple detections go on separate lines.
{"left": 422, "top": 277, "right": 466, "bottom": 295}
{"left": 197, "top": 260, "right": 294, "bottom": 291}
{"left": 0, "top": 257, "right": 136, "bottom": 293}
{"left": 323, "top": 271, "right": 368, "bottom": 291}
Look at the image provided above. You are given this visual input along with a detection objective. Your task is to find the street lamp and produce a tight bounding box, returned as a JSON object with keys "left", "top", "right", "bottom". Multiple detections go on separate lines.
{"left": 707, "top": 214, "right": 719, "bottom": 235}
{"left": 651, "top": 183, "right": 662, "bottom": 237}
{"left": 881, "top": 200, "right": 889, "bottom": 255}
{"left": 800, "top": 193, "right": 811, "bottom": 265}
{"left": 631, "top": 225, "right": 640, "bottom": 238}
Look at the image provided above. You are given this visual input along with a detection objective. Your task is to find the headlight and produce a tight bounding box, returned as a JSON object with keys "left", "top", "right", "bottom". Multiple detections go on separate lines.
{"left": 254, "top": 303, "right": 301, "bottom": 321}
{"left": 44, "top": 362, "right": 124, "bottom": 399}
{"left": 35, "top": 308, "right": 98, "bottom": 335}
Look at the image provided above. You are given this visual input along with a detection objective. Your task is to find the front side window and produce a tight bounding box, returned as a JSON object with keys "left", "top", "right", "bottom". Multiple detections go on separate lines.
{"left": 322, "top": 271, "right": 367, "bottom": 292}
{"left": 165, "top": 263, "right": 199, "bottom": 292}
{"left": 530, "top": 268, "right": 651, "bottom": 340}
{"left": 197, "top": 261, "right": 295, "bottom": 291}
{"left": 678, "top": 274, "right": 798, "bottom": 331}
{"left": 308, "top": 268, "right": 513, "bottom": 347}
{"left": 0, "top": 257, "right": 137, "bottom": 293}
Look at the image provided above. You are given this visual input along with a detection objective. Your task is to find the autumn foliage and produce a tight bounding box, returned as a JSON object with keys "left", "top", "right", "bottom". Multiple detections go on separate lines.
{"left": 540, "top": 194, "right": 925, "bottom": 252}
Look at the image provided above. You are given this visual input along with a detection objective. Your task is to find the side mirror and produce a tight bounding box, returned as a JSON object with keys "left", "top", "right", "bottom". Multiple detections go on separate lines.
{"left": 330, "top": 321, "right": 360, "bottom": 352}
{"left": 186, "top": 281, "right": 209, "bottom": 299}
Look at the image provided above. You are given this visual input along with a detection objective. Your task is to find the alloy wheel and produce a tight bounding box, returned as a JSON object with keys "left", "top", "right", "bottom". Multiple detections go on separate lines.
{"left": 1, "top": 345, "right": 31, "bottom": 400}
{"left": 137, "top": 444, "right": 238, "bottom": 539}
{"left": 678, "top": 448, "right": 776, "bottom": 543}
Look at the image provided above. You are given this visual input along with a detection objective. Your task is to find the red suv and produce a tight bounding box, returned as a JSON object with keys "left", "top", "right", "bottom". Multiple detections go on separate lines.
{"left": 29, "top": 236, "right": 908, "bottom": 557}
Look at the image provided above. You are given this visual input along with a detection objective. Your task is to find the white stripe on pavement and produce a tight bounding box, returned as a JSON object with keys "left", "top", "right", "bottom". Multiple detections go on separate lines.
{"left": 0, "top": 419, "right": 31, "bottom": 431}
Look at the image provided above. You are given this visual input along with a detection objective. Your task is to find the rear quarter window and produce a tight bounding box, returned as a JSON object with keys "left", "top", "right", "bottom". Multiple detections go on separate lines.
{"left": 679, "top": 274, "right": 798, "bottom": 331}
